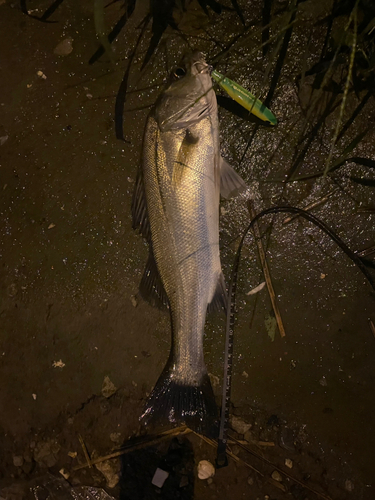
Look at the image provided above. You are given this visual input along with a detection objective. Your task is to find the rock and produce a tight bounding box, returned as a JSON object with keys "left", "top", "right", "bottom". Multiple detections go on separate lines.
{"left": 95, "top": 458, "right": 120, "bottom": 488}
{"left": 12, "top": 456, "right": 24, "bottom": 467}
{"left": 7, "top": 283, "right": 17, "bottom": 297}
{"left": 207, "top": 478, "right": 213, "bottom": 485}
{"left": 271, "top": 470, "right": 283, "bottom": 482}
{"left": 102, "top": 375, "right": 117, "bottom": 398}
{"left": 33, "top": 440, "right": 61, "bottom": 468}
{"left": 230, "top": 415, "right": 252, "bottom": 435}
{"left": 345, "top": 479, "right": 354, "bottom": 492}
{"left": 247, "top": 476, "right": 254, "bottom": 485}
{"left": 197, "top": 460, "right": 215, "bottom": 480}
{"left": 54, "top": 38, "right": 73, "bottom": 56}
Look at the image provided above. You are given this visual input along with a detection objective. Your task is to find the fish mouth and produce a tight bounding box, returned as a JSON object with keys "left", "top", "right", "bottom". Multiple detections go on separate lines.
{"left": 189, "top": 51, "right": 209, "bottom": 75}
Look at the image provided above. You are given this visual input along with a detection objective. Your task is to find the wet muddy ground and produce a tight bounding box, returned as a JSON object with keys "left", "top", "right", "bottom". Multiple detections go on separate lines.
{"left": 1, "top": 0, "right": 375, "bottom": 499}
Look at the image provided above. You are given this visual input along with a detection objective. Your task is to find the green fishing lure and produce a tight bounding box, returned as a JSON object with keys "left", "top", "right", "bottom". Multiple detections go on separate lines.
{"left": 211, "top": 69, "right": 277, "bottom": 126}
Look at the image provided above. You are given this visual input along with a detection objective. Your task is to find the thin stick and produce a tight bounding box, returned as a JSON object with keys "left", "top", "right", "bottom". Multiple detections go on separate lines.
{"left": 356, "top": 244, "right": 375, "bottom": 258}
{"left": 193, "top": 432, "right": 264, "bottom": 477}
{"left": 247, "top": 200, "right": 286, "bottom": 338}
{"left": 78, "top": 434, "right": 92, "bottom": 469}
{"left": 369, "top": 319, "right": 375, "bottom": 339}
{"left": 282, "top": 189, "right": 338, "bottom": 225}
{"left": 73, "top": 426, "right": 191, "bottom": 471}
{"left": 324, "top": 1, "right": 358, "bottom": 176}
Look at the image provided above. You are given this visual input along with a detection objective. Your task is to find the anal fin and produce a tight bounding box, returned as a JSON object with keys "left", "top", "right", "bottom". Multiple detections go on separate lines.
{"left": 207, "top": 272, "right": 227, "bottom": 314}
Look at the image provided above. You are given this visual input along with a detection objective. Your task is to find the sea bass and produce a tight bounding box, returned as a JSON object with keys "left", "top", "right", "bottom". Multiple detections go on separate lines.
{"left": 132, "top": 51, "right": 246, "bottom": 435}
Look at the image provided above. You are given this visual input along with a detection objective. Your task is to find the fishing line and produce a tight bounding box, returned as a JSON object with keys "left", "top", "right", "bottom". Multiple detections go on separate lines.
{"left": 216, "top": 206, "right": 375, "bottom": 467}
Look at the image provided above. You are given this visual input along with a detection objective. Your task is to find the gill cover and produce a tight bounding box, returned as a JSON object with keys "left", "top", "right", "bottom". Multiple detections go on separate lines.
{"left": 155, "top": 52, "right": 217, "bottom": 131}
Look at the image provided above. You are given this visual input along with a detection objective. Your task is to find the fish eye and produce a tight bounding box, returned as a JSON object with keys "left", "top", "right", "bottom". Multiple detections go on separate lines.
{"left": 173, "top": 67, "right": 186, "bottom": 79}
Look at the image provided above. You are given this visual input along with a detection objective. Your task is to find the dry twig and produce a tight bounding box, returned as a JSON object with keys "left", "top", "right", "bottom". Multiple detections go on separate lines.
{"left": 78, "top": 434, "right": 92, "bottom": 469}
{"left": 247, "top": 200, "right": 286, "bottom": 338}
{"left": 282, "top": 189, "right": 338, "bottom": 225}
{"left": 73, "top": 426, "right": 191, "bottom": 471}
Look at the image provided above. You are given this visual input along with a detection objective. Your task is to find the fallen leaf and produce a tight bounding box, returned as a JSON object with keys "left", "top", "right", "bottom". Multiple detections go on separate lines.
{"left": 246, "top": 281, "right": 266, "bottom": 295}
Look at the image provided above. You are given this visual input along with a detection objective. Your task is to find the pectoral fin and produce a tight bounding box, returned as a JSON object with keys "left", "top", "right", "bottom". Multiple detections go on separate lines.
{"left": 220, "top": 157, "right": 248, "bottom": 199}
{"left": 172, "top": 130, "right": 199, "bottom": 186}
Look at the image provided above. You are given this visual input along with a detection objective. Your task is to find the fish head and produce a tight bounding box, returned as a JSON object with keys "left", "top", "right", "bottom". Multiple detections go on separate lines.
{"left": 155, "top": 51, "right": 217, "bottom": 132}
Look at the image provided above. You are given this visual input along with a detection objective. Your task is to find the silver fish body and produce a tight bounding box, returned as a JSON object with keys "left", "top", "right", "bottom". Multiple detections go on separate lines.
{"left": 132, "top": 52, "right": 246, "bottom": 434}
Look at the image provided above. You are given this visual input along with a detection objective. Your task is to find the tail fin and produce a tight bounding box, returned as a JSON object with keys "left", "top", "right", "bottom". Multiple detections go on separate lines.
{"left": 140, "top": 367, "right": 218, "bottom": 438}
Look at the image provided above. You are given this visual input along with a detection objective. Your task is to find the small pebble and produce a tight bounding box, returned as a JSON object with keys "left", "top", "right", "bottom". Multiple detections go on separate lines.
{"left": 13, "top": 455, "right": 24, "bottom": 467}
{"left": 345, "top": 479, "right": 354, "bottom": 492}
{"left": 197, "top": 460, "right": 215, "bottom": 480}
{"left": 101, "top": 375, "right": 117, "bottom": 398}
{"left": 244, "top": 429, "right": 253, "bottom": 443}
{"left": 207, "top": 478, "right": 213, "bottom": 485}
{"left": 152, "top": 468, "right": 169, "bottom": 488}
{"left": 247, "top": 476, "right": 254, "bottom": 485}
{"left": 110, "top": 432, "right": 122, "bottom": 443}
{"left": 131, "top": 295, "right": 138, "bottom": 307}
{"left": 271, "top": 470, "right": 283, "bottom": 482}
{"left": 7, "top": 283, "right": 17, "bottom": 297}
{"left": 285, "top": 458, "right": 293, "bottom": 469}
{"left": 179, "top": 475, "right": 189, "bottom": 488}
